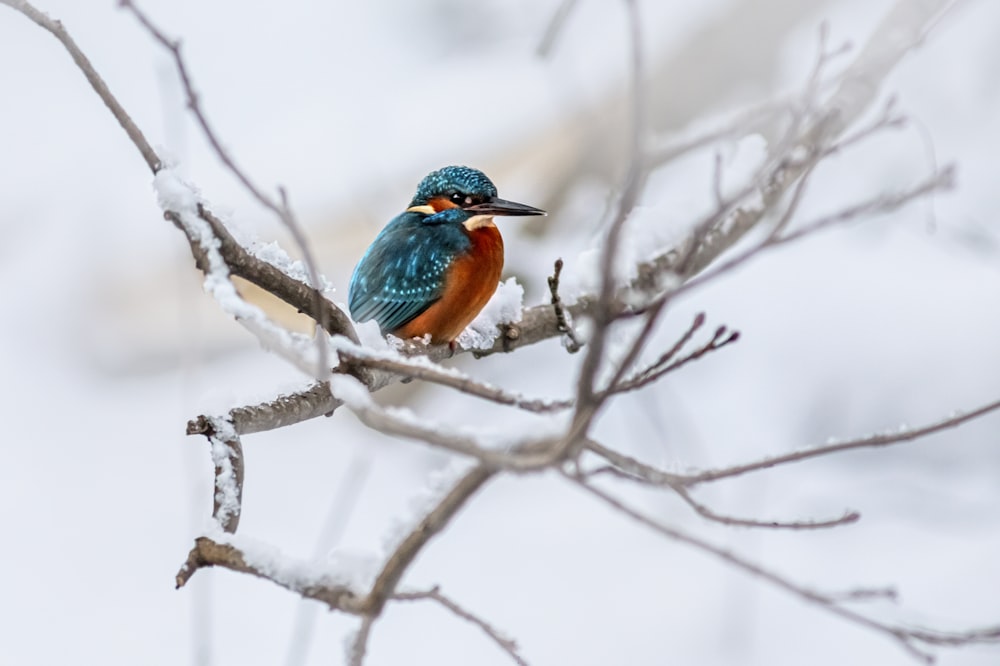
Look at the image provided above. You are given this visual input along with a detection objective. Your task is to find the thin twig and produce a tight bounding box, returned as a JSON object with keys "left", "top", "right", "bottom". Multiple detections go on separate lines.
{"left": 672, "top": 166, "right": 953, "bottom": 303}
{"left": 338, "top": 349, "right": 572, "bottom": 413}
{"left": 711, "top": 150, "right": 725, "bottom": 209}
{"left": 775, "top": 167, "right": 954, "bottom": 246}
{"left": 670, "top": 483, "right": 859, "bottom": 530}
{"left": 363, "top": 466, "right": 497, "bottom": 616}
{"left": 120, "top": 0, "right": 331, "bottom": 381}
{"left": 767, "top": 157, "right": 818, "bottom": 239}
{"left": 567, "top": 0, "right": 647, "bottom": 456}
{"left": 547, "top": 258, "right": 583, "bottom": 353}
{"left": 604, "top": 311, "right": 705, "bottom": 391}
{"left": 643, "top": 100, "right": 788, "bottom": 170}
{"left": 684, "top": 395, "right": 1000, "bottom": 486}
{"left": 564, "top": 472, "right": 986, "bottom": 664}
{"left": 585, "top": 455, "right": 858, "bottom": 530}
{"left": 348, "top": 615, "right": 375, "bottom": 666}
{"left": 0, "top": 0, "right": 160, "bottom": 171}
{"left": 575, "top": 0, "right": 645, "bottom": 399}
{"left": 584, "top": 397, "right": 1000, "bottom": 490}
{"left": 607, "top": 322, "right": 739, "bottom": 396}
{"left": 328, "top": 375, "right": 561, "bottom": 469}
{"left": 393, "top": 587, "right": 529, "bottom": 666}
{"left": 827, "top": 587, "right": 900, "bottom": 603}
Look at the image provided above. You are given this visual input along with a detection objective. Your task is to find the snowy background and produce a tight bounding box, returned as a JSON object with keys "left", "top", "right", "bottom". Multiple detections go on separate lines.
{"left": 1, "top": 0, "right": 999, "bottom": 664}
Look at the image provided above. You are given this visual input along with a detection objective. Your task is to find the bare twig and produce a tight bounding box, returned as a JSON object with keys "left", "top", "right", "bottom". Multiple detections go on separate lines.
{"left": 607, "top": 321, "right": 739, "bottom": 396}
{"left": 828, "top": 587, "right": 900, "bottom": 603}
{"left": 393, "top": 586, "right": 529, "bottom": 666}
{"left": 575, "top": 0, "right": 646, "bottom": 407}
{"left": 348, "top": 615, "right": 375, "bottom": 666}
{"left": 584, "top": 396, "right": 1000, "bottom": 490}
{"left": 584, "top": 439, "right": 684, "bottom": 487}
{"left": 364, "top": 465, "right": 496, "bottom": 616}
{"left": 602, "top": 309, "right": 702, "bottom": 395}
{"left": 669, "top": 483, "right": 859, "bottom": 530}
{"left": 547, "top": 258, "right": 583, "bottom": 353}
{"left": 337, "top": 349, "right": 573, "bottom": 413}
{"left": 672, "top": 166, "right": 953, "bottom": 303}
{"left": 119, "top": 0, "right": 331, "bottom": 381}
{"left": 564, "top": 471, "right": 999, "bottom": 663}
{"left": 0, "top": 0, "right": 159, "bottom": 171}
{"left": 684, "top": 395, "right": 1000, "bottom": 486}
{"left": 327, "top": 376, "right": 560, "bottom": 469}
{"left": 711, "top": 150, "right": 725, "bottom": 209}
{"left": 585, "top": 449, "right": 858, "bottom": 530}
{"left": 774, "top": 167, "right": 954, "bottom": 246}
{"left": 644, "top": 100, "right": 786, "bottom": 170}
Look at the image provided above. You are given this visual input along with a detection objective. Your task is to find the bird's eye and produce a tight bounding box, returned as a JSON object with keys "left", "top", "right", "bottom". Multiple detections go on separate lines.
{"left": 450, "top": 192, "right": 463, "bottom": 202}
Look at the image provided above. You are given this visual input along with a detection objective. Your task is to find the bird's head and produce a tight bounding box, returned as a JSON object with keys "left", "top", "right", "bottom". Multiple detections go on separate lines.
{"left": 407, "top": 165, "right": 545, "bottom": 230}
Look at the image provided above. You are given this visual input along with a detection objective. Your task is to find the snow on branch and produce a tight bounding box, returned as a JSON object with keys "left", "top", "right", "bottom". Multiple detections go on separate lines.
{"left": 120, "top": 0, "right": 332, "bottom": 380}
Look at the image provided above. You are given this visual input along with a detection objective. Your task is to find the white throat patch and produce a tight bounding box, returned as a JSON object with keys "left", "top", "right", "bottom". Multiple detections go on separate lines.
{"left": 463, "top": 214, "right": 496, "bottom": 231}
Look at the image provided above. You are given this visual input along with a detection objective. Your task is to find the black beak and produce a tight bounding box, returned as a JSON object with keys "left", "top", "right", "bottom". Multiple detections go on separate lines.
{"left": 467, "top": 197, "right": 546, "bottom": 217}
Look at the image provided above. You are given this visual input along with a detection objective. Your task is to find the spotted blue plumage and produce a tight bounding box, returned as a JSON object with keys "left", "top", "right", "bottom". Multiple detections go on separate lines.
{"left": 349, "top": 209, "right": 471, "bottom": 332}
{"left": 348, "top": 166, "right": 496, "bottom": 334}
{"left": 411, "top": 166, "right": 497, "bottom": 205}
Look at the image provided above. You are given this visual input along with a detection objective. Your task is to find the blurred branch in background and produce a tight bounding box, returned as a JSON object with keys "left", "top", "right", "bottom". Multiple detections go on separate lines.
{"left": 4, "top": 0, "right": 999, "bottom": 664}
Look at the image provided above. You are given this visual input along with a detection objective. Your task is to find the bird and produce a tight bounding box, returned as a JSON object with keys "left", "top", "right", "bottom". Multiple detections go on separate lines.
{"left": 349, "top": 165, "right": 545, "bottom": 345}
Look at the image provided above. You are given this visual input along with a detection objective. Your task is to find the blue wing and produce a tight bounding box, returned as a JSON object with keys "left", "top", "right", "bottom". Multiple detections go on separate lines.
{"left": 349, "top": 211, "right": 469, "bottom": 333}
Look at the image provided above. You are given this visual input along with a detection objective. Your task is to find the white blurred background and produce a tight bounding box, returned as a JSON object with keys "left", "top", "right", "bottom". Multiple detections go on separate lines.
{"left": 1, "top": 0, "right": 999, "bottom": 664}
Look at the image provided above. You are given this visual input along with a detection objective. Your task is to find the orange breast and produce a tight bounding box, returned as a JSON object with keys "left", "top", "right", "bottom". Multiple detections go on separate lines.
{"left": 394, "top": 225, "right": 504, "bottom": 344}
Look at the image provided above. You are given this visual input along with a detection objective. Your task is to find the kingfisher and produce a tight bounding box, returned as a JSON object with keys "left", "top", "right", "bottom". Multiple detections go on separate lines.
{"left": 349, "top": 166, "right": 545, "bottom": 344}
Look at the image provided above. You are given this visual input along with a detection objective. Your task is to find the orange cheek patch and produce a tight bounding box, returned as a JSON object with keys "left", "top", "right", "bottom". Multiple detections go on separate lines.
{"left": 428, "top": 196, "right": 460, "bottom": 212}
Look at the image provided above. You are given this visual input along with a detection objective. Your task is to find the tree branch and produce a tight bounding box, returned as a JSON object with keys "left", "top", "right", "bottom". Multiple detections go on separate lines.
{"left": 683, "top": 396, "right": 1000, "bottom": 486}
{"left": 583, "top": 396, "right": 1000, "bottom": 491}
{"left": 120, "top": 0, "right": 334, "bottom": 378}
{"left": 393, "top": 586, "right": 529, "bottom": 666}
{"left": 337, "top": 348, "right": 572, "bottom": 413}
{"left": 0, "top": 0, "right": 159, "bottom": 171}
{"left": 546, "top": 258, "right": 583, "bottom": 353}
{"left": 565, "top": 471, "right": 1000, "bottom": 663}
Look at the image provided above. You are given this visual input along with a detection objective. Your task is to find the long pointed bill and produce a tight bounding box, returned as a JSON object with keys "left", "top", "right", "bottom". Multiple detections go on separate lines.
{"left": 467, "top": 197, "right": 546, "bottom": 217}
